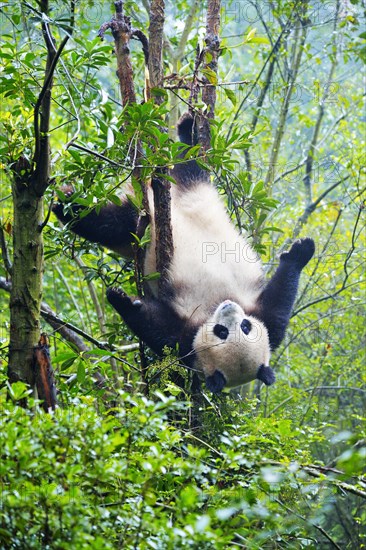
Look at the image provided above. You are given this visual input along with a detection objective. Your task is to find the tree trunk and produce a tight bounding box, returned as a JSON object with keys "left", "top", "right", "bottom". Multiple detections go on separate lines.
{"left": 6, "top": 4, "right": 72, "bottom": 394}
{"left": 8, "top": 172, "right": 44, "bottom": 387}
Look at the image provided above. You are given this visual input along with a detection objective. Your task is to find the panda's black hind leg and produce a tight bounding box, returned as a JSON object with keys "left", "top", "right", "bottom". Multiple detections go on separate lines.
{"left": 53, "top": 188, "right": 138, "bottom": 255}
{"left": 172, "top": 113, "right": 208, "bottom": 187}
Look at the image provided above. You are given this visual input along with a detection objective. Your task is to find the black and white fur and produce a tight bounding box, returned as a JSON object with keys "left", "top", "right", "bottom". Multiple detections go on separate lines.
{"left": 53, "top": 114, "right": 315, "bottom": 393}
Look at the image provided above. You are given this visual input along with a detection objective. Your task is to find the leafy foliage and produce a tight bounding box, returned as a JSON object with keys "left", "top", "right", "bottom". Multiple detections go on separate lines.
{"left": 0, "top": 0, "right": 365, "bottom": 548}
{"left": 1, "top": 387, "right": 365, "bottom": 549}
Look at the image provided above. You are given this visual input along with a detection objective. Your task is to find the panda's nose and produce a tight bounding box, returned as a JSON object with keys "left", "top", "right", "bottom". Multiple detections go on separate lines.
{"left": 222, "top": 300, "right": 233, "bottom": 310}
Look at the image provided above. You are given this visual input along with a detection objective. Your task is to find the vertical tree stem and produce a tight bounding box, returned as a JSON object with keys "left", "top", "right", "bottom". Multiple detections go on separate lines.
{"left": 148, "top": 0, "right": 174, "bottom": 299}
{"left": 8, "top": 175, "right": 44, "bottom": 387}
{"left": 199, "top": 0, "right": 221, "bottom": 151}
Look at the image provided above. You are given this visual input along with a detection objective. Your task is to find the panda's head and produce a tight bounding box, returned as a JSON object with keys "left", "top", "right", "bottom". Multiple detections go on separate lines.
{"left": 192, "top": 300, "right": 275, "bottom": 393}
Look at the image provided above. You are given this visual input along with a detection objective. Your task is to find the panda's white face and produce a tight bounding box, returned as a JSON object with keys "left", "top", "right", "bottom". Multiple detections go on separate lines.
{"left": 192, "top": 300, "right": 271, "bottom": 389}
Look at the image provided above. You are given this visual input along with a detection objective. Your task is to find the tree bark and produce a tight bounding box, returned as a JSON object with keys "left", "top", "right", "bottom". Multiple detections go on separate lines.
{"left": 148, "top": 0, "right": 174, "bottom": 299}
{"left": 8, "top": 170, "right": 44, "bottom": 386}
{"left": 198, "top": 0, "right": 221, "bottom": 151}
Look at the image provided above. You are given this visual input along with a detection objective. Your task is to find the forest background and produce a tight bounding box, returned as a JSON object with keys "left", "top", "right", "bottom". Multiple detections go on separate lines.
{"left": 0, "top": 0, "right": 365, "bottom": 548}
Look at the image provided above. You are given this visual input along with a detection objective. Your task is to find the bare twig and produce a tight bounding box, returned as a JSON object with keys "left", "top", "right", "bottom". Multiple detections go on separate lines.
{"left": 273, "top": 497, "right": 343, "bottom": 549}
{"left": 55, "top": 264, "right": 87, "bottom": 332}
{"left": 74, "top": 257, "right": 106, "bottom": 334}
{"left": 226, "top": 13, "right": 295, "bottom": 142}
{"left": 244, "top": 50, "right": 278, "bottom": 182}
{"left": 290, "top": 176, "right": 349, "bottom": 241}
{"left": 0, "top": 275, "right": 138, "bottom": 356}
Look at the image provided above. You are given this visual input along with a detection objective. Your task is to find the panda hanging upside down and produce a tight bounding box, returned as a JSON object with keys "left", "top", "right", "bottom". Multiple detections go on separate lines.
{"left": 53, "top": 113, "right": 315, "bottom": 393}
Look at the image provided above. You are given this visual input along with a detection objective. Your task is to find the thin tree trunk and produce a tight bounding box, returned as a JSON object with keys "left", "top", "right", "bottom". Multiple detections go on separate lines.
{"left": 8, "top": 171, "right": 44, "bottom": 386}
{"left": 199, "top": 0, "right": 221, "bottom": 151}
{"left": 148, "top": 0, "right": 165, "bottom": 103}
{"left": 148, "top": 0, "right": 174, "bottom": 299}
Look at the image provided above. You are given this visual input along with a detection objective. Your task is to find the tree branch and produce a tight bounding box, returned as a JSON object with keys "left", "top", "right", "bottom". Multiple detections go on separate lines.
{"left": 244, "top": 50, "right": 278, "bottom": 182}
{"left": 226, "top": 16, "right": 294, "bottom": 141}
{"left": 302, "top": 0, "right": 340, "bottom": 204}
{"left": 33, "top": 1, "right": 75, "bottom": 193}
{"left": 0, "top": 276, "right": 138, "bottom": 355}
{"left": 146, "top": 0, "right": 174, "bottom": 299}
{"left": 198, "top": 0, "right": 221, "bottom": 151}
{"left": 291, "top": 176, "right": 349, "bottom": 239}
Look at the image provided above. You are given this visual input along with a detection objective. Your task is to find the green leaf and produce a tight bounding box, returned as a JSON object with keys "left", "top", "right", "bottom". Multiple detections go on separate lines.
{"left": 223, "top": 87, "right": 237, "bottom": 106}
{"left": 77, "top": 361, "right": 86, "bottom": 383}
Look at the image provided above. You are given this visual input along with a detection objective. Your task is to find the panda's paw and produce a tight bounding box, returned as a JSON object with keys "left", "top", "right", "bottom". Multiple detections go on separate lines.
{"left": 205, "top": 370, "right": 226, "bottom": 394}
{"left": 257, "top": 364, "right": 276, "bottom": 386}
{"left": 52, "top": 185, "right": 76, "bottom": 221}
{"left": 106, "top": 287, "right": 142, "bottom": 310}
{"left": 281, "top": 238, "right": 315, "bottom": 269}
{"left": 59, "top": 185, "right": 75, "bottom": 198}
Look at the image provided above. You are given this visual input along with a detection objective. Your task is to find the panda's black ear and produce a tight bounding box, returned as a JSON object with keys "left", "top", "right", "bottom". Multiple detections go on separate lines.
{"left": 177, "top": 112, "right": 198, "bottom": 146}
{"left": 205, "top": 370, "right": 226, "bottom": 393}
{"left": 257, "top": 365, "right": 276, "bottom": 386}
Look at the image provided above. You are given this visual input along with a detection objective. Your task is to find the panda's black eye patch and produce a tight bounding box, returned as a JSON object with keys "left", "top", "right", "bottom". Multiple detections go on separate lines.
{"left": 213, "top": 324, "right": 229, "bottom": 340}
{"left": 241, "top": 319, "right": 252, "bottom": 335}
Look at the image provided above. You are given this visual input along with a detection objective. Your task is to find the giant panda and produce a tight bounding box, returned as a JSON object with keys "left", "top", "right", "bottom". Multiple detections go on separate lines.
{"left": 53, "top": 113, "right": 315, "bottom": 393}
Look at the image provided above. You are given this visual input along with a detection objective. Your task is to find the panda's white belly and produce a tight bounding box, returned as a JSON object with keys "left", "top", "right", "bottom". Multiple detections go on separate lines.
{"left": 144, "top": 182, "right": 264, "bottom": 323}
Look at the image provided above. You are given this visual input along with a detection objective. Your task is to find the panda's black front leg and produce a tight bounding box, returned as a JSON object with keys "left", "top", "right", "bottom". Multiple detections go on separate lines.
{"left": 106, "top": 288, "right": 186, "bottom": 355}
{"left": 254, "top": 238, "right": 315, "bottom": 350}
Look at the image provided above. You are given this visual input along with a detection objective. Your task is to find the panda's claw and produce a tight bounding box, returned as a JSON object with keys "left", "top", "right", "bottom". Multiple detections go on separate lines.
{"left": 106, "top": 287, "right": 129, "bottom": 305}
{"left": 106, "top": 287, "right": 142, "bottom": 310}
{"left": 106, "top": 286, "right": 126, "bottom": 298}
